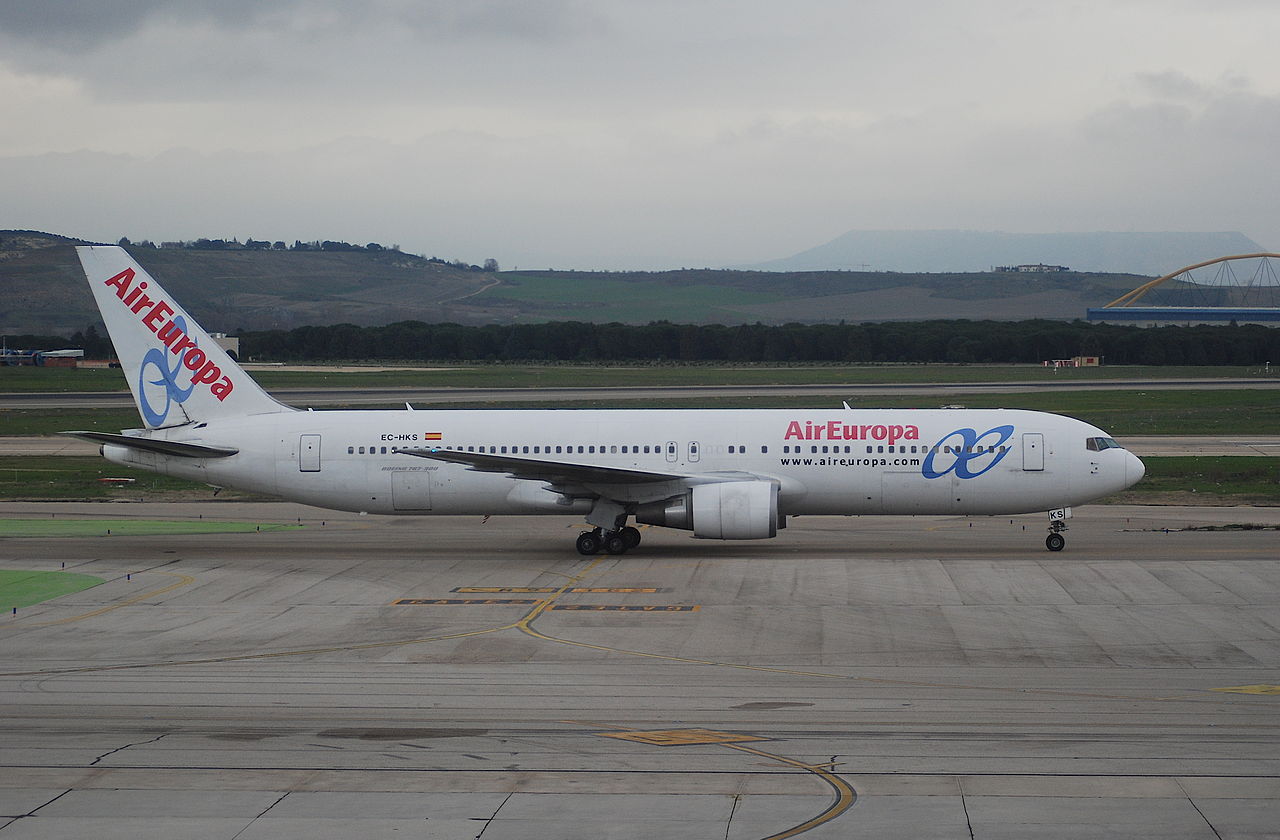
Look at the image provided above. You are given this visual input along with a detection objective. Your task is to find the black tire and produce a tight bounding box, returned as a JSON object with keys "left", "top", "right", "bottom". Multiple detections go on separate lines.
{"left": 620, "top": 526, "right": 642, "bottom": 549}
{"left": 576, "top": 531, "right": 602, "bottom": 556}
{"left": 1046, "top": 533, "right": 1065, "bottom": 552}
{"left": 603, "top": 533, "right": 628, "bottom": 555}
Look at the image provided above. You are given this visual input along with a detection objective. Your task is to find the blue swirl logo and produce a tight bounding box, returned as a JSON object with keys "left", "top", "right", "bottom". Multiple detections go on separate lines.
{"left": 922, "top": 425, "right": 1015, "bottom": 479}
{"left": 137, "top": 316, "right": 195, "bottom": 426}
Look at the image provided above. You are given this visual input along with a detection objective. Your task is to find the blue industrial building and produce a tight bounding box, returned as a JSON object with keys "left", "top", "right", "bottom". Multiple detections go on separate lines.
{"left": 1087, "top": 307, "right": 1280, "bottom": 326}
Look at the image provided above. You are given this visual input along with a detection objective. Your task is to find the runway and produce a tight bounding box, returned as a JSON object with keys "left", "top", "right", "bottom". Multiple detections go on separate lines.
{"left": 2, "top": 503, "right": 1279, "bottom": 838}
{"left": 4, "top": 376, "right": 1280, "bottom": 409}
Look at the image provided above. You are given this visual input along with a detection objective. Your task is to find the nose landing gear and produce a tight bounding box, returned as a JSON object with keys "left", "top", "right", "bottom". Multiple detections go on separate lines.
{"left": 1045, "top": 521, "right": 1067, "bottom": 552}
{"left": 1044, "top": 507, "right": 1071, "bottom": 552}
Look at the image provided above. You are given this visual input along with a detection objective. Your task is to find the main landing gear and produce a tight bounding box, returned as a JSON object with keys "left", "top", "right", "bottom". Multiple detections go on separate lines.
{"left": 576, "top": 526, "right": 642, "bottom": 556}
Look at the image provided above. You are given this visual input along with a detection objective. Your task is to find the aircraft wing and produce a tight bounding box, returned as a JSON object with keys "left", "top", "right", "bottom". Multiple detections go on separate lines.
{"left": 398, "top": 447, "right": 688, "bottom": 486}
{"left": 61, "top": 431, "right": 239, "bottom": 459}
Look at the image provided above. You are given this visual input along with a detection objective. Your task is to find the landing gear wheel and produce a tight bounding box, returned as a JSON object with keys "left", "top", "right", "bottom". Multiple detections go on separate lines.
{"left": 576, "top": 530, "right": 602, "bottom": 556}
{"left": 620, "top": 526, "right": 642, "bottom": 549}
{"left": 603, "top": 532, "right": 629, "bottom": 555}
{"left": 1045, "top": 532, "right": 1065, "bottom": 552}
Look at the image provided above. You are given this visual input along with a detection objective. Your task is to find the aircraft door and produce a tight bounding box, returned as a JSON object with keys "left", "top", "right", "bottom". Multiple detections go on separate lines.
{"left": 665, "top": 441, "right": 678, "bottom": 463}
{"left": 1022, "top": 433, "right": 1044, "bottom": 471}
{"left": 687, "top": 441, "right": 701, "bottom": 463}
{"left": 391, "top": 470, "right": 432, "bottom": 510}
{"left": 299, "top": 434, "right": 321, "bottom": 472}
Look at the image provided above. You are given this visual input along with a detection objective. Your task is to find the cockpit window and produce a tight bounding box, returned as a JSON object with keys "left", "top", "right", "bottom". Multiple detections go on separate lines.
{"left": 1085, "top": 436, "right": 1123, "bottom": 451}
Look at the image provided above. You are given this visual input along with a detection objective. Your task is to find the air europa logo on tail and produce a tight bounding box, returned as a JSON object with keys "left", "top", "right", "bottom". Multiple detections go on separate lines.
{"left": 104, "top": 268, "right": 234, "bottom": 411}
{"left": 784, "top": 420, "right": 919, "bottom": 446}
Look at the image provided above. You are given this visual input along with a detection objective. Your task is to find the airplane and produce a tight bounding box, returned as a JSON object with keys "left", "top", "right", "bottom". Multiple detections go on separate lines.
{"left": 66, "top": 246, "right": 1145, "bottom": 555}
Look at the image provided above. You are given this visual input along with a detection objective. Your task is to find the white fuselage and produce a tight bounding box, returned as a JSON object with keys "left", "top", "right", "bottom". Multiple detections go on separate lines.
{"left": 103, "top": 407, "right": 1143, "bottom": 519}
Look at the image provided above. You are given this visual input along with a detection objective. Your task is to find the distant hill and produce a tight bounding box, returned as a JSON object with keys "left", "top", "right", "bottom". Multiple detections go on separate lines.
{"left": 0, "top": 231, "right": 504, "bottom": 336}
{"left": 2, "top": 230, "right": 1158, "bottom": 335}
{"left": 486, "top": 267, "right": 1152, "bottom": 325}
{"left": 743, "top": 230, "right": 1269, "bottom": 274}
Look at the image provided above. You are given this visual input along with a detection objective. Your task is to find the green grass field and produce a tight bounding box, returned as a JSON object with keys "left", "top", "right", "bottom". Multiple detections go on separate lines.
{"left": 302, "top": 389, "right": 1280, "bottom": 437}
{"left": 3, "top": 389, "right": 1279, "bottom": 438}
{"left": 0, "top": 457, "right": 253, "bottom": 500}
{"left": 0, "top": 409, "right": 142, "bottom": 437}
{"left": 0, "top": 569, "right": 104, "bottom": 608}
{"left": 0, "top": 519, "right": 301, "bottom": 537}
{"left": 1121, "top": 457, "right": 1280, "bottom": 502}
{"left": 3, "top": 363, "right": 1276, "bottom": 393}
{"left": 481, "top": 273, "right": 784, "bottom": 321}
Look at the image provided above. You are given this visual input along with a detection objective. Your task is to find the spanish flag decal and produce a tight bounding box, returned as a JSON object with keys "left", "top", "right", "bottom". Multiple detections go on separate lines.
{"left": 424, "top": 432, "right": 443, "bottom": 441}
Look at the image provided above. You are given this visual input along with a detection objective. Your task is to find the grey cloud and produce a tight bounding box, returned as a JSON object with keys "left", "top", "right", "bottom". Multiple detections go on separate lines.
{"left": 0, "top": 0, "right": 605, "bottom": 50}
{"left": 394, "top": 0, "right": 608, "bottom": 42}
{"left": 0, "top": 0, "right": 613, "bottom": 105}
{"left": 1135, "top": 71, "right": 1207, "bottom": 101}
{"left": 0, "top": 0, "right": 270, "bottom": 47}
{"left": 1, "top": 2, "right": 1277, "bottom": 267}
{"left": 0, "top": 0, "right": 162, "bottom": 39}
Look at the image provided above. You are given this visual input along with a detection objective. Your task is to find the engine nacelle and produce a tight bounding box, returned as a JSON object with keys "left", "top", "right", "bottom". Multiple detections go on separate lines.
{"left": 636, "top": 480, "right": 778, "bottom": 540}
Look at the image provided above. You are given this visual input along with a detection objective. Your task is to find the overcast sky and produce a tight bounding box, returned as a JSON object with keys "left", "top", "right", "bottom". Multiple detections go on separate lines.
{"left": 2, "top": 0, "right": 1278, "bottom": 269}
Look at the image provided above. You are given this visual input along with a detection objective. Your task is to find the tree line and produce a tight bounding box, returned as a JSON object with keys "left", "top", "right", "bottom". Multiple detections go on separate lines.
{"left": 8, "top": 319, "right": 1278, "bottom": 365}
{"left": 235, "top": 319, "right": 1280, "bottom": 365}
{"left": 116, "top": 237, "right": 499, "bottom": 272}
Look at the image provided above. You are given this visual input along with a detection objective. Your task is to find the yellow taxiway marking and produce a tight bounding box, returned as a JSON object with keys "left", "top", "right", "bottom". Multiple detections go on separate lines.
{"left": 586, "top": 723, "right": 855, "bottom": 839}
{"left": 552, "top": 604, "right": 699, "bottom": 612}
{"left": 456, "top": 587, "right": 664, "bottom": 594}
{"left": 509, "top": 556, "right": 610, "bottom": 631}
{"left": 3, "top": 571, "right": 196, "bottom": 629}
{"left": 1, "top": 557, "right": 613, "bottom": 677}
{"left": 598, "top": 728, "right": 768, "bottom": 747}
{"left": 0, "top": 623, "right": 511, "bottom": 678}
{"left": 4, "top": 552, "right": 1226, "bottom": 710}
{"left": 392, "top": 598, "right": 697, "bottom": 611}
{"left": 1210, "top": 684, "right": 1280, "bottom": 695}
{"left": 721, "top": 742, "right": 858, "bottom": 840}
{"left": 393, "top": 598, "right": 540, "bottom": 605}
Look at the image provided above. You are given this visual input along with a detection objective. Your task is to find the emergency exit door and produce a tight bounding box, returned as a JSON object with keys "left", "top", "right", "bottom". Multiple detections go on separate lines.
{"left": 299, "top": 434, "right": 321, "bottom": 472}
{"left": 1022, "top": 433, "right": 1044, "bottom": 471}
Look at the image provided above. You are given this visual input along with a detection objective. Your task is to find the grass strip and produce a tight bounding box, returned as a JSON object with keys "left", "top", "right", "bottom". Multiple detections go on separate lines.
{"left": 3, "top": 363, "right": 1276, "bottom": 393}
{"left": 0, "top": 457, "right": 250, "bottom": 500}
{"left": 0, "top": 569, "right": 104, "bottom": 609}
{"left": 0, "top": 409, "right": 142, "bottom": 437}
{"left": 3, "top": 390, "right": 1280, "bottom": 437}
{"left": 0, "top": 519, "right": 301, "bottom": 537}
{"left": 1121, "top": 456, "right": 1280, "bottom": 503}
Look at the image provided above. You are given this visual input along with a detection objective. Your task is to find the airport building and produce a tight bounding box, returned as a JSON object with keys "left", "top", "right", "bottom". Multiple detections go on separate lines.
{"left": 1087, "top": 253, "right": 1280, "bottom": 327}
{"left": 1087, "top": 306, "right": 1280, "bottom": 326}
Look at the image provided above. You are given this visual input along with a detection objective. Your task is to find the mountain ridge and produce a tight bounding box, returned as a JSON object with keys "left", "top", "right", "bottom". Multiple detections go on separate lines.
{"left": 0, "top": 229, "right": 1205, "bottom": 334}
{"left": 743, "top": 230, "right": 1269, "bottom": 275}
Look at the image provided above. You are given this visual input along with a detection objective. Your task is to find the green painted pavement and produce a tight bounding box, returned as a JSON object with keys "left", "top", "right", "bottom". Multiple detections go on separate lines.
{"left": 0, "top": 569, "right": 104, "bottom": 609}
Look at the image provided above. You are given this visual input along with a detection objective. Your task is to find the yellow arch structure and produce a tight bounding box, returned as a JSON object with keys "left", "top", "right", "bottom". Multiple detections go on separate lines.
{"left": 1105, "top": 253, "right": 1280, "bottom": 308}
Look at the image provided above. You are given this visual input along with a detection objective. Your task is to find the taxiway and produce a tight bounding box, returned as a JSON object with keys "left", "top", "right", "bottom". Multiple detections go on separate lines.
{"left": 2, "top": 503, "right": 1279, "bottom": 838}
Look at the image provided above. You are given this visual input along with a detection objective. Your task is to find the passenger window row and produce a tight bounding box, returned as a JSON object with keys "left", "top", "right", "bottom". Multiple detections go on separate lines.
{"left": 345, "top": 443, "right": 773, "bottom": 456}
{"left": 780, "top": 444, "right": 1010, "bottom": 455}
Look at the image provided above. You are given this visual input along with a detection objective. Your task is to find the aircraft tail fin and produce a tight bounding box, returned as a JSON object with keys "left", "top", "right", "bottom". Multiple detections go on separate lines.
{"left": 77, "top": 246, "right": 295, "bottom": 428}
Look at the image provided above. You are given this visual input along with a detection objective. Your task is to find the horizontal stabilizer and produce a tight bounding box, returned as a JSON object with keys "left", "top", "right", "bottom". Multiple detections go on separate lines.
{"left": 60, "top": 431, "right": 239, "bottom": 459}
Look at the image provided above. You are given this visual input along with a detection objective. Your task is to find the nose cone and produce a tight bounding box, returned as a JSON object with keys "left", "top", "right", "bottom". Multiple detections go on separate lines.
{"left": 1126, "top": 451, "right": 1146, "bottom": 488}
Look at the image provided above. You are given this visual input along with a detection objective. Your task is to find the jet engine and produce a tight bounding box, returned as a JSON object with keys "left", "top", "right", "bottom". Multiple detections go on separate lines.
{"left": 636, "top": 480, "right": 779, "bottom": 539}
